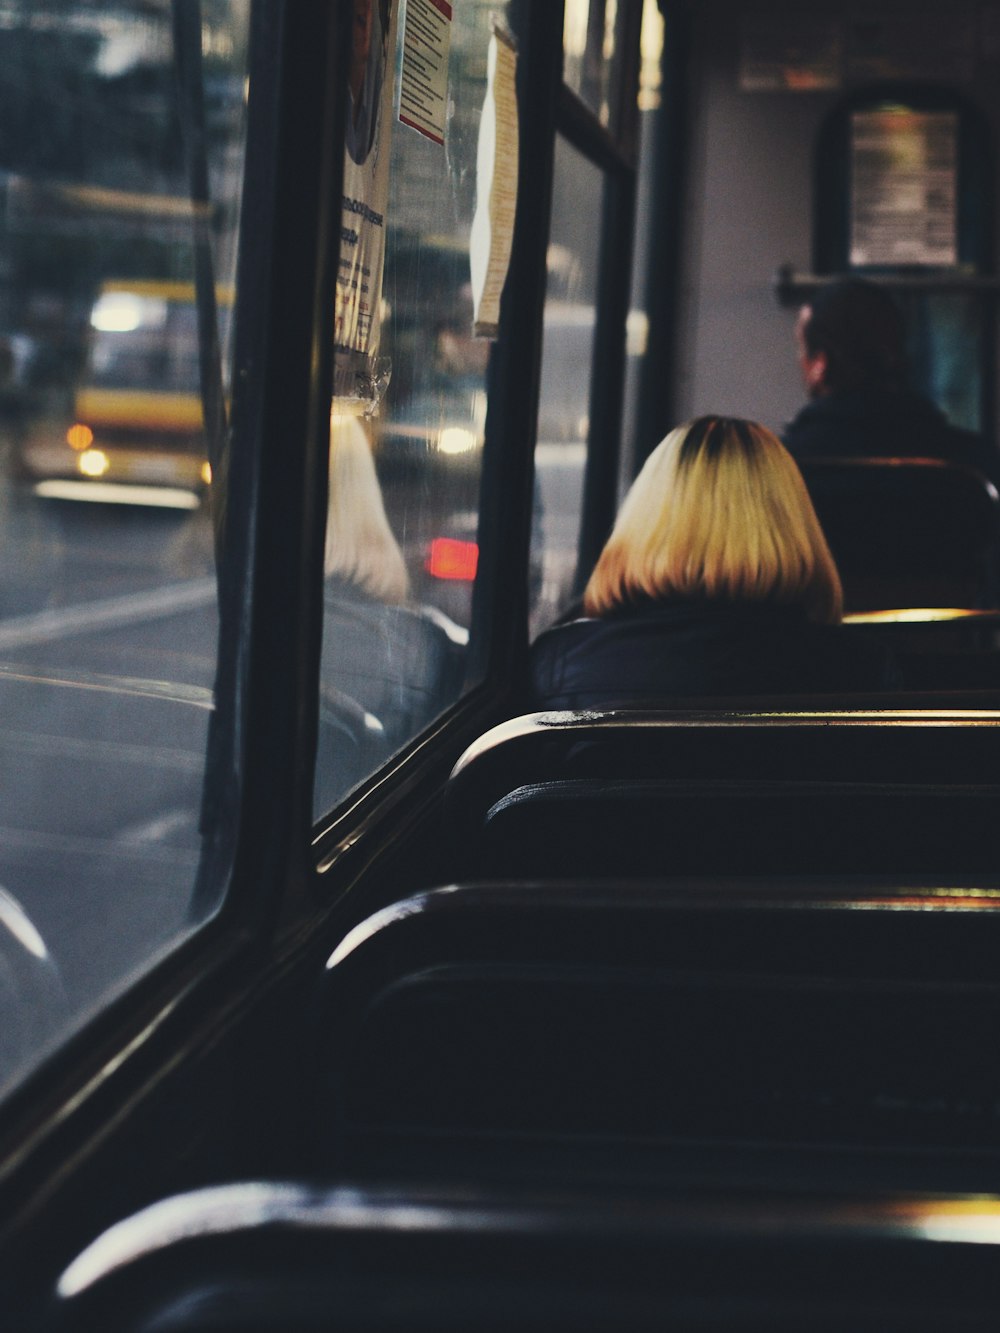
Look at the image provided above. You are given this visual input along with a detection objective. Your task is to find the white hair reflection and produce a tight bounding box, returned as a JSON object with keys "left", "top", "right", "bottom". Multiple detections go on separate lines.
{"left": 324, "top": 413, "right": 409, "bottom": 606}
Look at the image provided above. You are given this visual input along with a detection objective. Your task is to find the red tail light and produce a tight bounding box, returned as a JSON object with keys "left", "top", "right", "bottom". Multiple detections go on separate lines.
{"left": 426, "top": 537, "right": 479, "bottom": 581}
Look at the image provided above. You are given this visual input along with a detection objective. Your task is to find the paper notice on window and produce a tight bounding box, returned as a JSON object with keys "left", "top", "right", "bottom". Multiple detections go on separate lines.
{"left": 470, "top": 23, "right": 518, "bottom": 339}
{"left": 850, "top": 109, "right": 958, "bottom": 267}
{"left": 399, "top": 0, "right": 452, "bottom": 146}
{"left": 334, "top": 0, "right": 398, "bottom": 406}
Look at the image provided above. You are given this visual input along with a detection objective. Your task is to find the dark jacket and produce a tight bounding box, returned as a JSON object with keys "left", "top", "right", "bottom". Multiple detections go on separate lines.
{"left": 783, "top": 388, "right": 1000, "bottom": 486}
{"left": 529, "top": 601, "right": 899, "bottom": 710}
{"left": 321, "top": 578, "right": 464, "bottom": 744}
{"left": 315, "top": 579, "right": 466, "bottom": 813}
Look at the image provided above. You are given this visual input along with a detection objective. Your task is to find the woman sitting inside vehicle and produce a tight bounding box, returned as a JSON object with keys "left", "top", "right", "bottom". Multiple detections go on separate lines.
{"left": 530, "top": 415, "right": 897, "bottom": 707}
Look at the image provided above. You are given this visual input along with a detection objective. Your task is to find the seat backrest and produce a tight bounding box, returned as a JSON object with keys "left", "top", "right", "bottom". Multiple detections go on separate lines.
{"left": 316, "top": 880, "right": 1000, "bottom": 1163}
{"left": 799, "top": 457, "right": 1000, "bottom": 610}
{"left": 476, "top": 775, "right": 1000, "bottom": 875}
{"left": 444, "top": 710, "right": 1000, "bottom": 878}
{"left": 841, "top": 609, "right": 1000, "bottom": 690}
{"left": 48, "top": 1179, "right": 1000, "bottom": 1331}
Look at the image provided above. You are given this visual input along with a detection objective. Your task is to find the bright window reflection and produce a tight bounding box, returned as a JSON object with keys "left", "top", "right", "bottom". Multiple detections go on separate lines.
{"left": 529, "top": 138, "right": 604, "bottom": 635}
{"left": 0, "top": 2, "right": 249, "bottom": 1101}
{"left": 563, "top": 0, "right": 621, "bottom": 127}
{"left": 315, "top": 0, "right": 510, "bottom": 818}
{"left": 638, "top": 0, "right": 664, "bottom": 113}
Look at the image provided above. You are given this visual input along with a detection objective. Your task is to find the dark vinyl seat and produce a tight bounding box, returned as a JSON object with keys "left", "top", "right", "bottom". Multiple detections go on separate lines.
{"left": 444, "top": 710, "right": 1000, "bottom": 879}
{"left": 47, "top": 1179, "right": 1000, "bottom": 1332}
{"left": 798, "top": 457, "right": 1000, "bottom": 611}
{"left": 314, "top": 880, "right": 1000, "bottom": 1176}
{"left": 842, "top": 609, "right": 1000, "bottom": 690}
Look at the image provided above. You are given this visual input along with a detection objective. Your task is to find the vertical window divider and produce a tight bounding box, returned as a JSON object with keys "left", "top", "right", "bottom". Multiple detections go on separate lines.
{"left": 468, "top": 2, "right": 567, "bottom": 691}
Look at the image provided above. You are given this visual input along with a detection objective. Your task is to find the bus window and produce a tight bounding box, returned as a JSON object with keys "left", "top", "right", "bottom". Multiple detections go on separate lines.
{"left": 563, "top": 0, "right": 630, "bottom": 130}
{"left": 0, "top": 3, "right": 250, "bottom": 1102}
{"left": 314, "top": 0, "right": 510, "bottom": 819}
{"left": 527, "top": 0, "right": 650, "bottom": 635}
{"left": 813, "top": 89, "right": 994, "bottom": 438}
{"left": 529, "top": 140, "right": 604, "bottom": 635}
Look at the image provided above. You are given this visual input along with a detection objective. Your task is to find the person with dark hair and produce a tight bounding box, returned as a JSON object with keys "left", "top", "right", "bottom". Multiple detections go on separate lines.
{"left": 783, "top": 277, "right": 999, "bottom": 484}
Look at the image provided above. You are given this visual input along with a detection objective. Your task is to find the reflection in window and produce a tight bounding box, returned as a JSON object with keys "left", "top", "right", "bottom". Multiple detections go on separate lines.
{"left": 899, "top": 292, "right": 983, "bottom": 434}
{"left": 315, "top": 415, "right": 464, "bottom": 814}
{"left": 638, "top": 0, "right": 664, "bottom": 113}
{"left": 316, "top": 0, "right": 509, "bottom": 818}
{"left": 0, "top": 3, "right": 250, "bottom": 1100}
{"left": 529, "top": 138, "right": 603, "bottom": 635}
{"left": 563, "top": 0, "right": 621, "bottom": 126}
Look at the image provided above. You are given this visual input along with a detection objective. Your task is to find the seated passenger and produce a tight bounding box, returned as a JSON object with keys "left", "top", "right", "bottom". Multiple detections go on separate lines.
{"left": 320, "top": 415, "right": 462, "bottom": 752}
{"left": 529, "top": 416, "right": 898, "bottom": 708}
{"left": 784, "top": 277, "right": 999, "bottom": 485}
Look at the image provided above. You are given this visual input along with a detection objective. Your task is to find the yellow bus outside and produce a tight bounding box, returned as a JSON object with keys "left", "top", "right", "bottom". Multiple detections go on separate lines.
{"left": 20, "top": 279, "right": 232, "bottom": 510}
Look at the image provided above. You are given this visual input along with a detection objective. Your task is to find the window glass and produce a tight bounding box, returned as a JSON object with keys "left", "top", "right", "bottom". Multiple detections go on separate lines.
{"left": 637, "top": 0, "right": 663, "bottom": 114}
{"left": 315, "top": 0, "right": 511, "bottom": 817}
{"left": 619, "top": 0, "right": 662, "bottom": 492}
{"left": 899, "top": 292, "right": 983, "bottom": 433}
{"left": 529, "top": 137, "right": 603, "bottom": 636}
{"left": 0, "top": 2, "right": 249, "bottom": 1099}
{"left": 563, "top": 0, "right": 621, "bottom": 127}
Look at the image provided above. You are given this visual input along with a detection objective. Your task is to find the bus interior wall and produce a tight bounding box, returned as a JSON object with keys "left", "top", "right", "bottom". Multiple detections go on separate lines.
{"left": 667, "top": 0, "right": 1000, "bottom": 451}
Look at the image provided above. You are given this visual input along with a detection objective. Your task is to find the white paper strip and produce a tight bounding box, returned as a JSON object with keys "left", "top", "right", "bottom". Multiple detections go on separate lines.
{"left": 470, "top": 23, "right": 518, "bottom": 339}
{"left": 399, "top": 0, "right": 452, "bottom": 146}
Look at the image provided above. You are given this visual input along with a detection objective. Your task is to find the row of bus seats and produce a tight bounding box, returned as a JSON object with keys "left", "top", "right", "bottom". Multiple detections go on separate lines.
{"left": 44, "top": 708, "right": 1000, "bottom": 1328}
{"left": 444, "top": 710, "right": 1000, "bottom": 877}
{"left": 303, "top": 710, "right": 1000, "bottom": 1175}
{"left": 314, "top": 877, "right": 1000, "bottom": 1172}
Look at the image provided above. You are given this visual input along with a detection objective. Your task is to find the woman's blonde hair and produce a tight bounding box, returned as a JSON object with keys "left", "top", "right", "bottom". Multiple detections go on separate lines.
{"left": 583, "top": 416, "right": 842, "bottom": 623}
{"left": 324, "top": 412, "right": 410, "bottom": 605}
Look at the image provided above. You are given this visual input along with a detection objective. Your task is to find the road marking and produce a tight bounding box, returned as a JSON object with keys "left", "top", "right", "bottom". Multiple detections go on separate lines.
{"left": 119, "top": 811, "right": 193, "bottom": 844}
{"left": 0, "top": 823, "right": 201, "bottom": 867}
{"left": 0, "top": 578, "right": 217, "bottom": 650}
{"left": 0, "top": 727, "right": 205, "bottom": 769}
{"left": 0, "top": 663, "right": 214, "bottom": 709}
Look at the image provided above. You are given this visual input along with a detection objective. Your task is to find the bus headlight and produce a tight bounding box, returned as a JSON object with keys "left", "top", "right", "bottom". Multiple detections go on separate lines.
{"left": 78, "top": 448, "right": 110, "bottom": 477}
{"left": 436, "top": 426, "right": 479, "bottom": 455}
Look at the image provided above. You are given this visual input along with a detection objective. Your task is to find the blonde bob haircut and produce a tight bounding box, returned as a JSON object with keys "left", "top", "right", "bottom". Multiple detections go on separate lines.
{"left": 583, "top": 416, "right": 842, "bottom": 624}
{"left": 324, "top": 412, "right": 410, "bottom": 605}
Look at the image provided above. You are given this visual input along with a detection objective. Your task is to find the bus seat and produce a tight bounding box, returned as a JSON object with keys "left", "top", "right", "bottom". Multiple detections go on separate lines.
{"left": 797, "top": 457, "right": 1000, "bottom": 612}
{"left": 469, "top": 776, "right": 999, "bottom": 876}
{"left": 48, "top": 1179, "right": 1000, "bottom": 1331}
{"left": 444, "top": 711, "right": 1000, "bottom": 878}
{"left": 315, "top": 881, "right": 1000, "bottom": 1170}
{"left": 841, "top": 608, "right": 1000, "bottom": 690}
